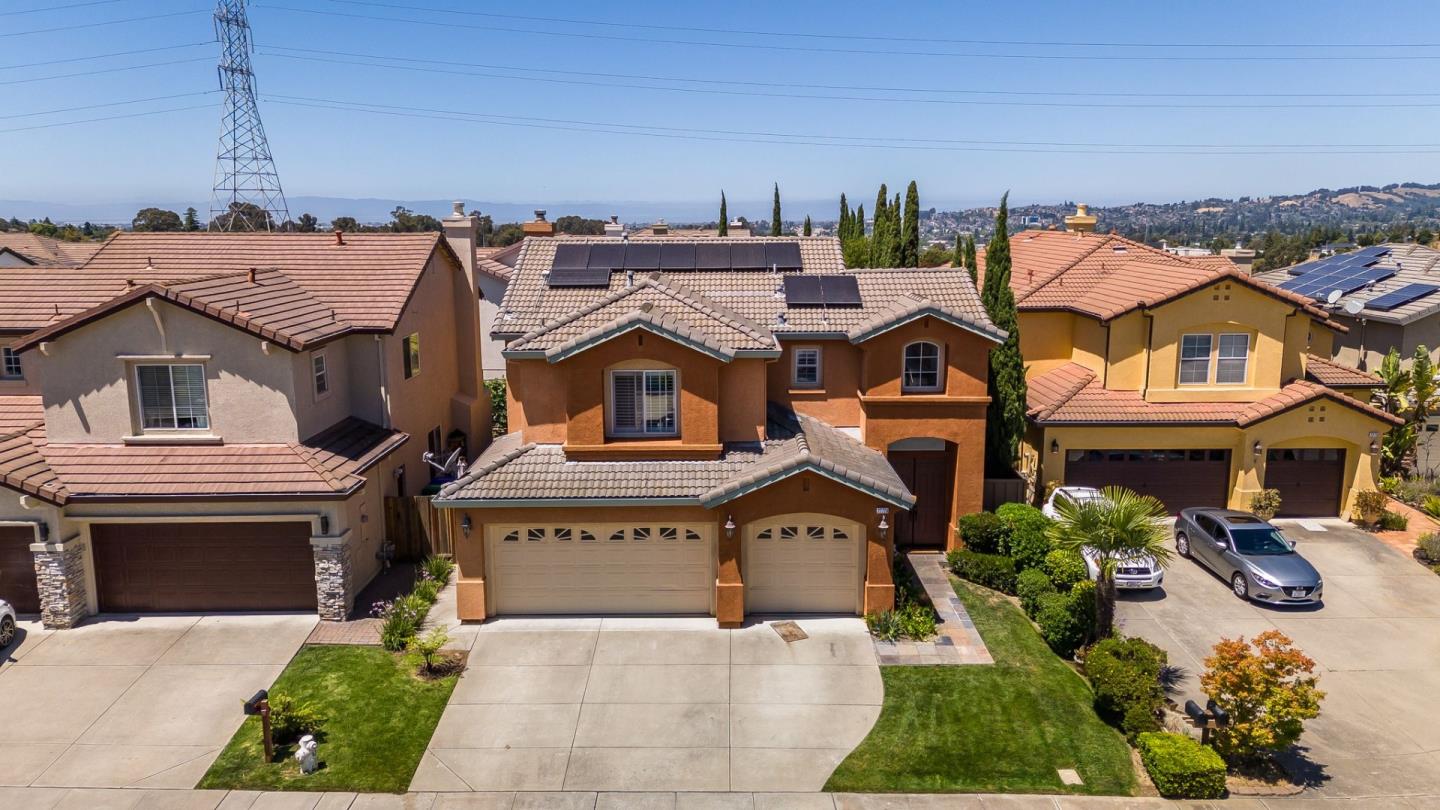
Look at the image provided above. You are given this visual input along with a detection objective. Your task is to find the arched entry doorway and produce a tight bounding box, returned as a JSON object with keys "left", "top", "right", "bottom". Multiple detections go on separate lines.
{"left": 743, "top": 513, "right": 864, "bottom": 614}
{"left": 888, "top": 438, "right": 955, "bottom": 549}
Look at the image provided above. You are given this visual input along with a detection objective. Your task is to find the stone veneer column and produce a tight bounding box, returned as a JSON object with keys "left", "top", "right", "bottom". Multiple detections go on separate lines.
{"left": 312, "top": 540, "right": 353, "bottom": 622}
{"left": 33, "top": 540, "right": 90, "bottom": 630}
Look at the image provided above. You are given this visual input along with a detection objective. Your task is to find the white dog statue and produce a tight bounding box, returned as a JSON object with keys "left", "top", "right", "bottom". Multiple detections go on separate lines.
{"left": 295, "top": 734, "right": 319, "bottom": 774}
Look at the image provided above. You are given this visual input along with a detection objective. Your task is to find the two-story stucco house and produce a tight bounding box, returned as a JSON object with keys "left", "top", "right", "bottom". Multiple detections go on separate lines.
{"left": 0, "top": 230, "right": 488, "bottom": 629}
{"left": 982, "top": 220, "right": 1399, "bottom": 519}
{"left": 433, "top": 236, "right": 1005, "bottom": 625}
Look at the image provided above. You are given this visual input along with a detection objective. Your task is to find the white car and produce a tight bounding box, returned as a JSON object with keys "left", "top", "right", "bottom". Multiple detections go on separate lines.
{"left": 0, "top": 599, "right": 15, "bottom": 651}
{"left": 1042, "top": 486, "right": 1164, "bottom": 590}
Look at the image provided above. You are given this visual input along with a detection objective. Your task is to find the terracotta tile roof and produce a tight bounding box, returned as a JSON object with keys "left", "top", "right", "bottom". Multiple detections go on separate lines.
{"left": 0, "top": 396, "right": 62, "bottom": 504}
{"left": 475, "top": 242, "right": 521, "bottom": 281}
{"left": 0, "top": 232, "right": 444, "bottom": 333}
{"left": 1304, "top": 354, "right": 1383, "bottom": 388}
{"left": 0, "top": 234, "right": 104, "bottom": 268}
{"left": 1026, "top": 362, "right": 1401, "bottom": 427}
{"left": 436, "top": 404, "right": 913, "bottom": 508}
{"left": 981, "top": 230, "right": 1340, "bottom": 330}
{"left": 1254, "top": 243, "right": 1440, "bottom": 326}
{"left": 506, "top": 273, "right": 778, "bottom": 361}
{"left": 495, "top": 236, "right": 998, "bottom": 343}
{"left": 846, "top": 293, "right": 1007, "bottom": 344}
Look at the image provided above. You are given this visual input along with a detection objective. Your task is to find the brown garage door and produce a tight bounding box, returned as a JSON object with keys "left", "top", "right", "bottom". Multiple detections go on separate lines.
{"left": 1, "top": 525, "right": 41, "bottom": 614}
{"left": 92, "top": 522, "right": 317, "bottom": 613}
{"left": 1266, "top": 448, "right": 1345, "bottom": 517}
{"left": 1065, "top": 449, "right": 1231, "bottom": 514}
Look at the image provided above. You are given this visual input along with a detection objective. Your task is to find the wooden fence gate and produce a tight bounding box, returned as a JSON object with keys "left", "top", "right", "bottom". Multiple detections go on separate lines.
{"left": 384, "top": 496, "right": 454, "bottom": 560}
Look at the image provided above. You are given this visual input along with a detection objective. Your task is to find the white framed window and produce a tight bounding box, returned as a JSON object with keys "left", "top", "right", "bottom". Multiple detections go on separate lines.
{"left": 1179, "top": 334, "right": 1213, "bottom": 385}
{"left": 311, "top": 351, "right": 330, "bottom": 398}
{"left": 1, "top": 347, "right": 21, "bottom": 380}
{"left": 135, "top": 364, "right": 210, "bottom": 430}
{"left": 792, "top": 346, "right": 822, "bottom": 387}
{"left": 1216, "top": 333, "right": 1250, "bottom": 384}
{"left": 609, "top": 369, "right": 678, "bottom": 437}
{"left": 403, "top": 333, "right": 420, "bottom": 379}
{"left": 902, "top": 341, "right": 943, "bottom": 392}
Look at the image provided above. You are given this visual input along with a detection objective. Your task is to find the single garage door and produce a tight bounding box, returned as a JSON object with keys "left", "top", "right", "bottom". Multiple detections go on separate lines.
{"left": 91, "top": 522, "right": 317, "bottom": 613}
{"left": 1065, "top": 449, "right": 1231, "bottom": 513}
{"left": 745, "top": 514, "right": 862, "bottom": 614}
{"left": 0, "top": 525, "right": 41, "bottom": 614}
{"left": 1266, "top": 448, "right": 1346, "bottom": 517}
{"left": 488, "top": 523, "right": 711, "bottom": 615}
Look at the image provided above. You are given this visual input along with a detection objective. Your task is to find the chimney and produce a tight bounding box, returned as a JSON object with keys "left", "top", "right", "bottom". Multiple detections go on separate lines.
{"left": 728, "top": 219, "right": 750, "bottom": 238}
{"left": 333, "top": 228, "right": 345, "bottom": 246}
{"left": 1064, "top": 203, "right": 1098, "bottom": 234}
{"left": 651, "top": 219, "right": 669, "bottom": 236}
{"left": 522, "top": 209, "right": 555, "bottom": 238}
{"left": 604, "top": 215, "right": 625, "bottom": 238}
{"left": 442, "top": 200, "right": 479, "bottom": 282}
{"left": 246, "top": 267, "right": 257, "bottom": 284}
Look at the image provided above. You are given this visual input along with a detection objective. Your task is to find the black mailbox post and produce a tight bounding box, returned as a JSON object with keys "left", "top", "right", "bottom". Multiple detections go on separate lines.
{"left": 1184, "top": 698, "right": 1229, "bottom": 745}
{"left": 243, "top": 689, "right": 274, "bottom": 761}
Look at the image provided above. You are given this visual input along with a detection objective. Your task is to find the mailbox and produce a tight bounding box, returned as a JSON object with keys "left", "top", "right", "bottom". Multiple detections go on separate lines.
{"left": 242, "top": 689, "right": 269, "bottom": 716}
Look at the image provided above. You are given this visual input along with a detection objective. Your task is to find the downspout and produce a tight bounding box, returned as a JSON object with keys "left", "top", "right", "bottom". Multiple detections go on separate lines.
{"left": 144, "top": 298, "right": 167, "bottom": 353}
{"left": 375, "top": 335, "right": 391, "bottom": 429}
{"left": 1141, "top": 310, "right": 1155, "bottom": 394}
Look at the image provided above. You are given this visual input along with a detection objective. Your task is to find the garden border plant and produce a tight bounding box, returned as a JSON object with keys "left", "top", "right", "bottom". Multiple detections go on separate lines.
{"left": 373, "top": 555, "right": 455, "bottom": 652}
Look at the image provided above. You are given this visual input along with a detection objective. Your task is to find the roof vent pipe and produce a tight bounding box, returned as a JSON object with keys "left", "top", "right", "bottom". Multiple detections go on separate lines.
{"left": 626, "top": 269, "right": 635, "bottom": 286}
{"left": 334, "top": 228, "right": 345, "bottom": 246}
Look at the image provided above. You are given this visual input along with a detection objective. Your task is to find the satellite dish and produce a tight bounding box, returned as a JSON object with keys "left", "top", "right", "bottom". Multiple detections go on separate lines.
{"left": 1326, "top": 289, "right": 1343, "bottom": 305}
{"left": 1343, "top": 299, "right": 1364, "bottom": 316}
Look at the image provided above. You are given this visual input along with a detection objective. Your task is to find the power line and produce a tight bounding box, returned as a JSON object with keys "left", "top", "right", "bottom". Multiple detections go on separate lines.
{"left": 0, "top": 91, "right": 219, "bottom": 120}
{"left": 254, "top": 4, "right": 1440, "bottom": 62}
{"left": 1, "top": 8, "right": 210, "bottom": 38}
{"left": 318, "top": 0, "right": 1440, "bottom": 50}
{"left": 0, "top": 57, "right": 215, "bottom": 87}
{"left": 263, "top": 45, "right": 1440, "bottom": 100}
{"left": 0, "top": 42, "right": 214, "bottom": 72}
{"left": 1, "top": 0, "right": 128, "bottom": 16}
{"left": 0, "top": 103, "right": 217, "bottom": 134}
{"left": 261, "top": 52, "right": 1440, "bottom": 110}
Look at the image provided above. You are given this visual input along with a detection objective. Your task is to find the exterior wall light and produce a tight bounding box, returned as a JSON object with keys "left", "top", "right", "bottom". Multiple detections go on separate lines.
{"left": 460, "top": 514, "right": 473, "bottom": 537}
{"left": 1252, "top": 440, "right": 1263, "bottom": 457}
{"left": 1368, "top": 431, "right": 1380, "bottom": 453}
{"left": 319, "top": 515, "right": 330, "bottom": 535}
{"left": 724, "top": 516, "right": 736, "bottom": 538}
{"left": 1050, "top": 439, "right": 1059, "bottom": 454}
{"left": 877, "top": 515, "right": 889, "bottom": 540}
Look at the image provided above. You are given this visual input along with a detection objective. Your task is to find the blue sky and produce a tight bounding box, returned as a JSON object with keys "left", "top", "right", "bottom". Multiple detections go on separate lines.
{"left": 4, "top": 0, "right": 1440, "bottom": 216}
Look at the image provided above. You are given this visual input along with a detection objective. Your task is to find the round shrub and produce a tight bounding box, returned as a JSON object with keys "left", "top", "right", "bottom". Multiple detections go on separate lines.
{"left": 1086, "top": 635, "right": 1167, "bottom": 739}
{"left": 1136, "top": 732, "right": 1226, "bottom": 800}
{"left": 1035, "top": 591, "right": 1087, "bottom": 658}
{"left": 1069, "top": 579, "right": 1098, "bottom": 635}
{"left": 946, "top": 549, "right": 1018, "bottom": 594}
{"left": 1044, "top": 549, "right": 1089, "bottom": 591}
{"left": 955, "top": 512, "right": 1008, "bottom": 554}
{"left": 998, "top": 502, "right": 1053, "bottom": 571}
{"left": 1016, "top": 568, "right": 1056, "bottom": 617}
{"left": 1419, "top": 532, "right": 1440, "bottom": 562}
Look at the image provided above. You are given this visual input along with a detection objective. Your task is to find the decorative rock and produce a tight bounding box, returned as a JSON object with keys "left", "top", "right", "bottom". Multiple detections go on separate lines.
{"left": 34, "top": 542, "right": 89, "bottom": 629}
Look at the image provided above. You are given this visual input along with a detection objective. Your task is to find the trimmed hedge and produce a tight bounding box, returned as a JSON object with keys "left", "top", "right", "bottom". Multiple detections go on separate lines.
{"left": 1044, "top": 548, "right": 1089, "bottom": 591}
{"left": 955, "top": 512, "right": 1007, "bottom": 554}
{"left": 1136, "top": 732, "right": 1227, "bottom": 800}
{"left": 947, "top": 549, "right": 1017, "bottom": 594}
{"left": 1086, "top": 636, "right": 1167, "bottom": 739}
{"left": 1015, "top": 568, "right": 1056, "bottom": 616}
{"left": 1035, "top": 590, "right": 1087, "bottom": 658}
{"left": 997, "top": 502, "right": 1053, "bottom": 571}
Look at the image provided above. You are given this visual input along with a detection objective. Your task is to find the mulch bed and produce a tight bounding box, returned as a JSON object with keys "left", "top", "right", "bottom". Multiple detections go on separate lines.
{"left": 1226, "top": 757, "right": 1306, "bottom": 796}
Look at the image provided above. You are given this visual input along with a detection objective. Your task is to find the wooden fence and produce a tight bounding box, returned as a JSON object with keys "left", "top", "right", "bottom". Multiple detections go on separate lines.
{"left": 982, "top": 477, "right": 1028, "bottom": 512}
{"left": 383, "top": 496, "right": 454, "bottom": 560}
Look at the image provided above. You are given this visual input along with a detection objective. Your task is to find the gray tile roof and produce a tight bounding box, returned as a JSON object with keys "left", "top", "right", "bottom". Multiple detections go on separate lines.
{"left": 492, "top": 236, "right": 1002, "bottom": 345}
{"left": 1255, "top": 243, "right": 1440, "bottom": 325}
{"left": 436, "top": 405, "right": 914, "bottom": 508}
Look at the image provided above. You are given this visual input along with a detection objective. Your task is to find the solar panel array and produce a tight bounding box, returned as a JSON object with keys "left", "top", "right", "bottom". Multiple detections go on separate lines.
{"left": 782, "top": 275, "right": 862, "bottom": 307}
{"left": 1278, "top": 264, "right": 1395, "bottom": 300}
{"left": 1365, "top": 283, "right": 1440, "bottom": 312}
{"left": 1286, "top": 245, "right": 1392, "bottom": 277}
{"left": 546, "top": 242, "right": 803, "bottom": 288}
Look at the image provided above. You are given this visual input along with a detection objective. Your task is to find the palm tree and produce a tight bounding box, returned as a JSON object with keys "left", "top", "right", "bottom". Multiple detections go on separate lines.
{"left": 1047, "top": 486, "right": 1173, "bottom": 639}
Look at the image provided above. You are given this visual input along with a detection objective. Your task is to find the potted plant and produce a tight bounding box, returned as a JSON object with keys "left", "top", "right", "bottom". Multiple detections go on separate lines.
{"left": 1249, "top": 489, "right": 1282, "bottom": 521}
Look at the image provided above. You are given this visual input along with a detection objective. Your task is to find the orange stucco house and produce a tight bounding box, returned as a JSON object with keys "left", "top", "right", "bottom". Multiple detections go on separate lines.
{"left": 434, "top": 236, "right": 1005, "bottom": 625}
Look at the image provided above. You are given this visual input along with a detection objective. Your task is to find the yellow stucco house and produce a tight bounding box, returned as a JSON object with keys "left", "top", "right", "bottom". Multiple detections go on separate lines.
{"left": 981, "top": 220, "right": 1399, "bottom": 518}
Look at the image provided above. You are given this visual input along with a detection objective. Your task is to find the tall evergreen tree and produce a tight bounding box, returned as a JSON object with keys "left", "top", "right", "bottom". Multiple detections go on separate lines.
{"left": 838, "top": 194, "right": 850, "bottom": 240}
{"left": 886, "top": 192, "right": 903, "bottom": 266}
{"left": 771, "top": 183, "right": 782, "bottom": 236}
{"left": 803, "top": 215, "right": 812, "bottom": 236}
{"left": 981, "top": 193, "right": 1026, "bottom": 475}
{"left": 870, "top": 185, "right": 890, "bottom": 267}
{"left": 718, "top": 191, "right": 728, "bottom": 236}
{"left": 182, "top": 207, "right": 200, "bottom": 232}
{"left": 900, "top": 181, "right": 920, "bottom": 267}
{"left": 855, "top": 204, "right": 865, "bottom": 238}
{"left": 964, "top": 234, "right": 978, "bottom": 282}
{"left": 954, "top": 233, "right": 965, "bottom": 268}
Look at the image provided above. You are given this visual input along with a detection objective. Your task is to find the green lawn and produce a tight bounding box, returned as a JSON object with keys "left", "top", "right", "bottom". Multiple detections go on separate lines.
{"left": 199, "top": 645, "right": 458, "bottom": 793}
{"left": 825, "top": 579, "right": 1136, "bottom": 795}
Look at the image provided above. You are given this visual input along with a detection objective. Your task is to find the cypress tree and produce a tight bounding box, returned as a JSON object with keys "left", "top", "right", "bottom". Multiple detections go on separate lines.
{"left": 855, "top": 204, "right": 865, "bottom": 238}
{"left": 718, "top": 191, "right": 728, "bottom": 236}
{"left": 771, "top": 183, "right": 782, "bottom": 236}
{"left": 901, "top": 180, "right": 920, "bottom": 267}
{"left": 964, "top": 234, "right": 978, "bottom": 282}
{"left": 981, "top": 193, "right": 1026, "bottom": 476}
{"left": 887, "top": 192, "right": 903, "bottom": 266}
{"left": 838, "top": 194, "right": 850, "bottom": 240}
{"left": 803, "top": 215, "right": 812, "bottom": 236}
{"left": 870, "top": 185, "right": 889, "bottom": 267}
{"left": 954, "top": 233, "right": 964, "bottom": 269}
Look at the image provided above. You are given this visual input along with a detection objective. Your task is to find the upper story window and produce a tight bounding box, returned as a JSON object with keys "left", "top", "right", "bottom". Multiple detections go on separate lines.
{"left": 1216, "top": 333, "right": 1250, "bottom": 384}
{"left": 136, "top": 364, "right": 210, "bottom": 430}
{"left": 312, "top": 351, "right": 330, "bottom": 398}
{"left": 1, "top": 347, "right": 21, "bottom": 380}
{"left": 902, "top": 341, "right": 943, "bottom": 392}
{"left": 792, "top": 346, "right": 822, "bottom": 388}
{"left": 609, "top": 369, "right": 678, "bottom": 437}
{"left": 403, "top": 333, "right": 421, "bottom": 379}
{"left": 1179, "top": 332, "right": 1250, "bottom": 385}
{"left": 1178, "top": 334, "right": 1213, "bottom": 385}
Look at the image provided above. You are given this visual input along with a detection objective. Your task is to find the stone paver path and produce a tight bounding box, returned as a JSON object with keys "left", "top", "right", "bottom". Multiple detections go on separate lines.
{"left": 872, "top": 552, "right": 992, "bottom": 666}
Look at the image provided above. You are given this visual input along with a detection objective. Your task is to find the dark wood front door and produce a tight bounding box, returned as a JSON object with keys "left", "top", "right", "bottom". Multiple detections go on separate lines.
{"left": 890, "top": 446, "right": 956, "bottom": 548}
{"left": 91, "top": 522, "right": 317, "bottom": 613}
{"left": 1064, "top": 449, "right": 1231, "bottom": 514}
{"left": 0, "top": 525, "right": 41, "bottom": 613}
{"left": 1265, "top": 448, "right": 1346, "bottom": 517}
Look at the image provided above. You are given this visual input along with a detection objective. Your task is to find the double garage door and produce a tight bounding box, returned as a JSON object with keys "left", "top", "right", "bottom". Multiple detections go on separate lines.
{"left": 1065, "top": 449, "right": 1232, "bottom": 514}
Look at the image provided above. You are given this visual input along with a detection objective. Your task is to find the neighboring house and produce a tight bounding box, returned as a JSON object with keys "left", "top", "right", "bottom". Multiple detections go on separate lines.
{"left": 0, "top": 233, "right": 104, "bottom": 269}
{"left": 433, "top": 236, "right": 1005, "bottom": 625}
{"left": 981, "top": 219, "right": 1397, "bottom": 519}
{"left": 0, "top": 231, "right": 488, "bottom": 629}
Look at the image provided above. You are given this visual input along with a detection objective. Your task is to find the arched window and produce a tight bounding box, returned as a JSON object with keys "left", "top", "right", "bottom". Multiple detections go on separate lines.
{"left": 902, "top": 341, "right": 943, "bottom": 392}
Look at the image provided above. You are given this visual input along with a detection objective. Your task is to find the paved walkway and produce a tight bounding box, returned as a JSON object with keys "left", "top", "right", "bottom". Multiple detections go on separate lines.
{"left": 872, "top": 553, "right": 992, "bottom": 666}
{"left": 307, "top": 563, "right": 420, "bottom": 646}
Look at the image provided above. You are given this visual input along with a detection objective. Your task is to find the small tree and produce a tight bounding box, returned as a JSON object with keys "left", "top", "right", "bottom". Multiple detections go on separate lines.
{"left": 1376, "top": 348, "right": 1414, "bottom": 475}
{"left": 1047, "top": 486, "right": 1172, "bottom": 638}
{"left": 900, "top": 180, "right": 920, "bottom": 267}
{"left": 406, "top": 627, "right": 451, "bottom": 674}
{"left": 803, "top": 215, "right": 812, "bottom": 236}
{"left": 770, "top": 182, "right": 782, "bottom": 236}
{"left": 1201, "top": 630, "right": 1324, "bottom": 764}
{"left": 718, "top": 191, "right": 728, "bottom": 236}
{"left": 182, "top": 207, "right": 200, "bottom": 231}
{"left": 485, "top": 378, "right": 508, "bottom": 437}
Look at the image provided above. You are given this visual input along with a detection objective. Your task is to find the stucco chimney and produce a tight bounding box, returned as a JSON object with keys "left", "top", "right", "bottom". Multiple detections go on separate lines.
{"left": 651, "top": 219, "right": 669, "bottom": 236}
{"left": 522, "top": 209, "right": 555, "bottom": 237}
{"left": 604, "top": 215, "right": 625, "bottom": 238}
{"left": 1064, "top": 203, "right": 1098, "bottom": 234}
{"left": 442, "top": 201, "right": 479, "bottom": 282}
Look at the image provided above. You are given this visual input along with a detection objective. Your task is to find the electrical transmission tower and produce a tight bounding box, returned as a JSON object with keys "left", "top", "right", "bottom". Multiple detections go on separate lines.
{"left": 209, "top": 0, "right": 290, "bottom": 231}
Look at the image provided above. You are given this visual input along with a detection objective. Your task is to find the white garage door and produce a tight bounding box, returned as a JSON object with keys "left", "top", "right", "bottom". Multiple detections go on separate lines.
{"left": 745, "top": 513, "right": 862, "bottom": 614}
{"left": 488, "top": 523, "right": 712, "bottom": 615}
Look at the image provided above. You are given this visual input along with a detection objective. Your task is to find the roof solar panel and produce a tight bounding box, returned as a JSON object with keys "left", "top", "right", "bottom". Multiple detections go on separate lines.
{"left": 1280, "top": 266, "right": 1395, "bottom": 299}
{"left": 1365, "top": 283, "right": 1440, "bottom": 312}
{"left": 819, "top": 276, "right": 861, "bottom": 306}
{"left": 547, "top": 266, "right": 611, "bottom": 287}
{"left": 552, "top": 244, "right": 591, "bottom": 271}
{"left": 782, "top": 274, "right": 823, "bottom": 305}
{"left": 658, "top": 243, "right": 695, "bottom": 270}
{"left": 588, "top": 242, "right": 625, "bottom": 270}
{"left": 622, "top": 243, "right": 660, "bottom": 270}
{"left": 730, "top": 242, "right": 767, "bottom": 270}
{"left": 764, "top": 242, "right": 803, "bottom": 271}
{"left": 695, "top": 243, "right": 731, "bottom": 270}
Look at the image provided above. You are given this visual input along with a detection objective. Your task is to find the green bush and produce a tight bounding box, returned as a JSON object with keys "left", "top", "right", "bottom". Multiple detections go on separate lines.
{"left": 1378, "top": 509, "right": 1409, "bottom": 531}
{"left": 1249, "top": 489, "right": 1282, "bottom": 521}
{"left": 998, "top": 503, "right": 1053, "bottom": 571}
{"left": 947, "top": 549, "right": 1017, "bottom": 594}
{"left": 955, "top": 512, "right": 1008, "bottom": 554}
{"left": 1136, "top": 732, "right": 1227, "bottom": 800}
{"left": 267, "top": 693, "right": 327, "bottom": 745}
{"left": 1016, "top": 568, "right": 1056, "bottom": 617}
{"left": 1069, "top": 579, "right": 1098, "bottom": 637}
{"left": 1044, "top": 549, "right": 1089, "bottom": 591}
{"left": 865, "top": 610, "right": 903, "bottom": 640}
{"left": 422, "top": 555, "right": 455, "bottom": 584}
{"left": 1419, "top": 532, "right": 1440, "bottom": 562}
{"left": 485, "top": 378, "right": 508, "bottom": 437}
{"left": 866, "top": 601, "right": 938, "bottom": 641}
{"left": 411, "top": 577, "right": 441, "bottom": 604}
{"left": 374, "top": 592, "right": 430, "bottom": 652}
{"left": 1086, "top": 636, "right": 1168, "bottom": 739}
{"left": 1035, "top": 590, "right": 1087, "bottom": 658}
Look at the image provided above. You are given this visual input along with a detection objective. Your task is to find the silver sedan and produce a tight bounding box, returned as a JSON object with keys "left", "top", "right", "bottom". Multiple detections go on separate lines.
{"left": 1174, "top": 508, "right": 1323, "bottom": 604}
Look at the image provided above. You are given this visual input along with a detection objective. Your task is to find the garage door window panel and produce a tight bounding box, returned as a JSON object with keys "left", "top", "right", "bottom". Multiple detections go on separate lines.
{"left": 136, "top": 363, "right": 210, "bottom": 430}
{"left": 609, "top": 369, "right": 678, "bottom": 437}
{"left": 1179, "top": 334, "right": 1212, "bottom": 385}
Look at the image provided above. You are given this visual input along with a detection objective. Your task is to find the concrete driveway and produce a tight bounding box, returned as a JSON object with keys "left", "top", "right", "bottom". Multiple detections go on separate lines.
{"left": 0, "top": 613, "right": 315, "bottom": 790}
{"left": 412, "top": 616, "right": 882, "bottom": 794}
{"left": 1116, "top": 519, "right": 1440, "bottom": 800}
